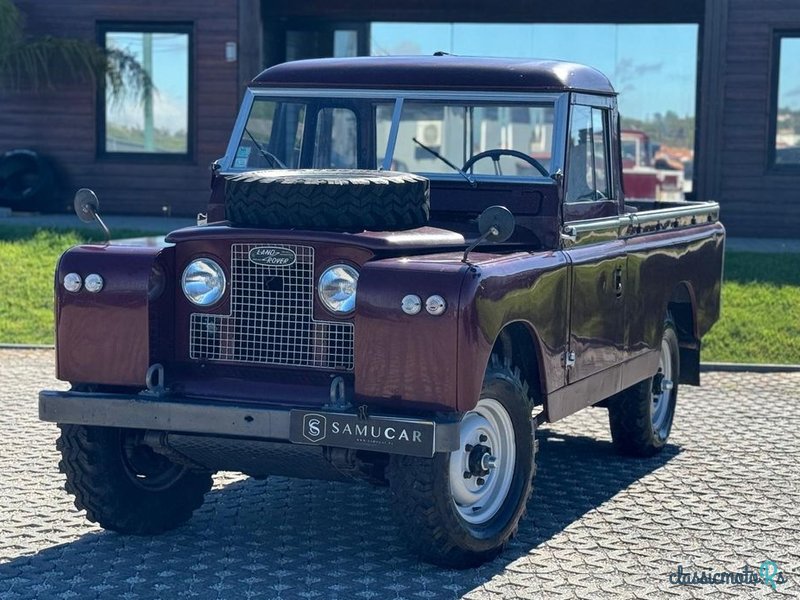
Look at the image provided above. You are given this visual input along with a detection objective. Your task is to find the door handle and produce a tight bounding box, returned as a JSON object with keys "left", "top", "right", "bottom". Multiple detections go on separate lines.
{"left": 613, "top": 267, "right": 623, "bottom": 297}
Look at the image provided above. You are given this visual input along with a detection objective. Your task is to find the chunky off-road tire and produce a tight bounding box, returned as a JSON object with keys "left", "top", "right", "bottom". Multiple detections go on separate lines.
{"left": 57, "top": 425, "right": 213, "bottom": 534}
{"left": 608, "top": 317, "right": 680, "bottom": 457}
{"left": 386, "top": 355, "right": 536, "bottom": 568}
{"left": 224, "top": 169, "right": 430, "bottom": 232}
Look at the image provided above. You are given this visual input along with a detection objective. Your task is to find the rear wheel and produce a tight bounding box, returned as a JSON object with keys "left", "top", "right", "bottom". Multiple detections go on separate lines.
{"left": 57, "top": 425, "right": 213, "bottom": 534}
{"left": 608, "top": 317, "right": 680, "bottom": 456}
{"left": 387, "top": 355, "right": 536, "bottom": 567}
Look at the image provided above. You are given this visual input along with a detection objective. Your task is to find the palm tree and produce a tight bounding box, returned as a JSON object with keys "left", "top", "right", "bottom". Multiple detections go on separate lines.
{"left": 0, "top": 0, "right": 151, "bottom": 101}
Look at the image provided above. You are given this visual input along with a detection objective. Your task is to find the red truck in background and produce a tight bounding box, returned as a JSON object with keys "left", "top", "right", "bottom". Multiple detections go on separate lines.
{"left": 621, "top": 129, "right": 686, "bottom": 201}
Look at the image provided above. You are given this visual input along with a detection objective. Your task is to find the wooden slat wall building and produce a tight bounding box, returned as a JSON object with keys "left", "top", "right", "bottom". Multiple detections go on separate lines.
{"left": 0, "top": 0, "right": 249, "bottom": 216}
{"left": 713, "top": 0, "right": 800, "bottom": 237}
{"left": 1, "top": 0, "right": 799, "bottom": 237}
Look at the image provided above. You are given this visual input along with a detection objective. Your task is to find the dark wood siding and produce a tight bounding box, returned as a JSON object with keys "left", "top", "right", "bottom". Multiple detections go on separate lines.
{"left": 4, "top": 0, "right": 799, "bottom": 236}
{"left": 0, "top": 0, "right": 240, "bottom": 216}
{"left": 717, "top": 0, "right": 800, "bottom": 237}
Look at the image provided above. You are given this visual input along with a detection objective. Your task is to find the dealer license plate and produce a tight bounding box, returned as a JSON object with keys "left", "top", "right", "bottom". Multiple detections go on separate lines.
{"left": 289, "top": 410, "right": 435, "bottom": 457}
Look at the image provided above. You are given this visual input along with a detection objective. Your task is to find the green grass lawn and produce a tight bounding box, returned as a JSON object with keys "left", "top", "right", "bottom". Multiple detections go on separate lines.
{"left": 1, "top": 225, "right": 799, "bottom": 364}
{"left": 0, "top": 225, "right": 161, "bottom": 345}
{"left": 702, "top": 252, "right": 800, "bottom": 363}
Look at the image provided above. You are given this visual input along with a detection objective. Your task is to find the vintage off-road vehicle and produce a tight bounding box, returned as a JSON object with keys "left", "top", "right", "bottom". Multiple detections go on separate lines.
{"left": 40, "top": 56, "right": 724, "bottom": 567}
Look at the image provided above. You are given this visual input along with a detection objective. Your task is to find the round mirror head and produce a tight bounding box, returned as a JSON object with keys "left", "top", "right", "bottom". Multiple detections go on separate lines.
{"left": 74, "top": 188, "right": 99, "bottom": 223}
{"left": 477, "top": 205, "right": 515, "bottom": 243}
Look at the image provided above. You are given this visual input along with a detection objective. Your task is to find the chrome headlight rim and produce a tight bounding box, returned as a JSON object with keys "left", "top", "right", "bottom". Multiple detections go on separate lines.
{"left": 317, "top": 263, "right": 359, "bottom": 315}
{"left": 181, "top": 257, "right": 227, "bottom": 307}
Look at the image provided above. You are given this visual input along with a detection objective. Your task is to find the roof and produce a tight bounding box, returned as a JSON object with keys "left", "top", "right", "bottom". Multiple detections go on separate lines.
{"left": 251, "top": 56, "right": 616, "bottom": 95}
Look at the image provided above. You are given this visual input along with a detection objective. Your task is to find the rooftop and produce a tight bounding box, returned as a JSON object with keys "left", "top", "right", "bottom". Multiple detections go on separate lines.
{"left": 251, "top": 55, "right": 616, "bottom": 95}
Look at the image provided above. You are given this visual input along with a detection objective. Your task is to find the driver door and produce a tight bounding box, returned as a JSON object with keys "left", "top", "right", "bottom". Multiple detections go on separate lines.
{"left": 562, "top": 100, "right": 627, "bottom": 384}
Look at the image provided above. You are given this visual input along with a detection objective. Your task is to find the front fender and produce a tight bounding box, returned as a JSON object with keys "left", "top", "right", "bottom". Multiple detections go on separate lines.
{"left": 55, "top": 244, "right": 173, "bottom": 386}
{"left": 354, "top": 255, "right": 469, "bottom": 412}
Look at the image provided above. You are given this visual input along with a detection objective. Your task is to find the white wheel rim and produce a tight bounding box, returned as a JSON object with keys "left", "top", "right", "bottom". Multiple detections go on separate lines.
{"left": 449, "top": 397, "right": 516, "bottom": 525}
{"left": 651, "top": 336, "right": 673, "bottom": 438}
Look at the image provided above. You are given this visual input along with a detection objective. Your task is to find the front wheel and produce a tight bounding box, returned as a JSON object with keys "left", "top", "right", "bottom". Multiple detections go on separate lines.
{"left": 57, "top": 425, "right": 213, "bottom": 534}
{"left": 608, "top": 317, "right": 680, "bottom": 456}
{"left": 386, "top": 355, "right": 536, "bottom": 567}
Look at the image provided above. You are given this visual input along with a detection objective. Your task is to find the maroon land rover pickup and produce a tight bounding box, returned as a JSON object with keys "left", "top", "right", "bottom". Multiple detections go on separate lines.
{"left": 39, "top": 56, "right": 724, "bottom": 567}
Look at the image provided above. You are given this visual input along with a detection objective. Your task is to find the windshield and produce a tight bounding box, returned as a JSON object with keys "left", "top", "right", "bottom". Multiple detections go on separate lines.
{"left": 230, "top": 94, "right": 556, "bottom": 179}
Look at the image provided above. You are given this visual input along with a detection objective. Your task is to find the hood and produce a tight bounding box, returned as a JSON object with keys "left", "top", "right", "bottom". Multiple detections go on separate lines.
{"left": 165, "top": 224, "right": 467, "bottom": 252}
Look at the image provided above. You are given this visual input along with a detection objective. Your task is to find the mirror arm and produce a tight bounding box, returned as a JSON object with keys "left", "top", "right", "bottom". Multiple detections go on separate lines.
{"left": 93, "top": 211, "right": 111, "bottom": 246}
{"left": 462, "top": 226, "right": 499, "bottom": 263}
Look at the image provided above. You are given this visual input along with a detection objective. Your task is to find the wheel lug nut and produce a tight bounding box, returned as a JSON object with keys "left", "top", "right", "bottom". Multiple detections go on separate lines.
{"left": 479, "top": 434, "right": 487, "bottom": 443}
{"left": 463, "top": 471, "right": 471, "bottom": 479}
{"left": 476, "top": 477, "right": 485, "bottom": 486}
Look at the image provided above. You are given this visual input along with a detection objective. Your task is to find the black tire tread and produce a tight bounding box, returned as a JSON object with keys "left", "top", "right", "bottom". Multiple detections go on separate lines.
{"left": 386, "top": 354, "right": 537, "bottom": 568}
{"left": 57, "top": 424, "right": 213, "bottom": 534}
{"left": 224, "top": 169, "right": 429, "bottom": 232}
{"left": 608, "top": 318, "right": 679, "bottom": 457}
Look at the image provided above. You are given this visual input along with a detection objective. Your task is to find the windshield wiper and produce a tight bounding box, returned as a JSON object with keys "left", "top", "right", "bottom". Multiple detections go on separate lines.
{"left": 244, "top": 128, "right": 287, "bottom": 169}
{"left": 412, "top": 137, "right": 476, "bottom": 187}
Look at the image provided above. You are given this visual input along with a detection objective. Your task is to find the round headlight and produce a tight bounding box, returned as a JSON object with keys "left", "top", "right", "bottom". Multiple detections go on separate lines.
{"left": 182, "top": 258, "right": 226, "bottom": 306}
{"left": 318, "top": 264, "right": 359, "bottom": 314}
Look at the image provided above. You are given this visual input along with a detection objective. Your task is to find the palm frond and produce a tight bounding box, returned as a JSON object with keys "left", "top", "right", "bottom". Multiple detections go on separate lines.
{"left": 0, "top": 0, "right": 23, "bottom": 55}
{"left": 0, "top": 36, "right": 103, "bottom": 92}
{"left": 0, "top": 0, "right": 153, "bottom": 103}
{"left": 106, "top": 47, "right": 154, "bottom": 106}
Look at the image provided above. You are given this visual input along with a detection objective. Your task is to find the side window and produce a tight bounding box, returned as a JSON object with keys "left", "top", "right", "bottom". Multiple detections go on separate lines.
{"left": 313, "top": 108, "right": 357, "bottom": 168}
{"left": 566, "top": 105, "right": 611, "bottom": 202}
{"left": 592, "top": 108, "right": 610, "bottom": 198}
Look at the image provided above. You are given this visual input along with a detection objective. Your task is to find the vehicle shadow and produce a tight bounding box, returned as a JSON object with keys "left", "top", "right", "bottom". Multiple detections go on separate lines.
{"left": 0, "top": 429, "right": 680, "bottom": 599}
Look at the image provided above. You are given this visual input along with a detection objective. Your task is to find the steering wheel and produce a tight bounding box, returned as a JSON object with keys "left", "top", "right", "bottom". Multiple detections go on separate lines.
{"left": 462, "top": 149, "right": 549, "bottom": 177}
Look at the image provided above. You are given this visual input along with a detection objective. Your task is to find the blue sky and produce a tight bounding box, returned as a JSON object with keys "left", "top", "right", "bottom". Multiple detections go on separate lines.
{"left": 370, "top": 23, "right": 699, "bottom": 122}
{"left": 106, "top": 32, "right": 189, "bottom": 134}
{"left": 778, "top": 38, "right": 800, "bottom": 111}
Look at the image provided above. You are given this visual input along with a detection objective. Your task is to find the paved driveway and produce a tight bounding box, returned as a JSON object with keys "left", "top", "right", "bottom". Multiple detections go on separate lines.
{"left": 1, "top": 349, "right": 798, "bottom": 599}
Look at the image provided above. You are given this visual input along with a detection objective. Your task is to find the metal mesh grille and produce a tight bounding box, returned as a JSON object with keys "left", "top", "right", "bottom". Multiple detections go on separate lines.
{"left": 189, "top": 244, "right": 354, "bottom": 370}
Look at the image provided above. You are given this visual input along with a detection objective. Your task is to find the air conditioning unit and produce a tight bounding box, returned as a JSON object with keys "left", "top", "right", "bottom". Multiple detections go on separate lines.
{"left": 416, "top": 120, "right": 443, "bottom": 147}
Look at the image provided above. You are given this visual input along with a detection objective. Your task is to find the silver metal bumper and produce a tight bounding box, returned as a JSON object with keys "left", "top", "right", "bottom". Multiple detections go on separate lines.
{"left": 38, "top": 390, "right": 460, "bottom": 457}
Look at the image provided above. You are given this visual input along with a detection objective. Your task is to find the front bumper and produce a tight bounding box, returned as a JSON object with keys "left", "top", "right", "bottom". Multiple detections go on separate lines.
{"left": 39, "top": 390, "right": 460, "bottom": 458}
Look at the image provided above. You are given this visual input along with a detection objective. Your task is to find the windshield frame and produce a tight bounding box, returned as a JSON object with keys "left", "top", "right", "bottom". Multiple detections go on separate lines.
{"left": 220, "top": 88, "right": 569, "bottom": 182}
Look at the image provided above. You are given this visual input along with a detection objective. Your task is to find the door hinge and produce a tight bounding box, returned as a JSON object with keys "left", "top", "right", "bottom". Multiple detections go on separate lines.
{"left": 564, "top": 351, "right": 576, "bottom": 369}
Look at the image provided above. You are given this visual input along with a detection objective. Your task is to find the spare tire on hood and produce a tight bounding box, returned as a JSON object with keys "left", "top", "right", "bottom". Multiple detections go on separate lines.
{"left": 224, "top": 169, "right": 429, "bottom": 232}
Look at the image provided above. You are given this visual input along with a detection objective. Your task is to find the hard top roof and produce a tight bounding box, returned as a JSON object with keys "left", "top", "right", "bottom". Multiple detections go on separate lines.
{"left": 250, "top": 56, "right": 616, "bottom": 95}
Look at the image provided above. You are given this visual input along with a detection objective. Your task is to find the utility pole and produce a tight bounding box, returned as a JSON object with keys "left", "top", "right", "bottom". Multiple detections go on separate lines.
{"left": 143, "top": 33, "right": 154, "bottom": 152}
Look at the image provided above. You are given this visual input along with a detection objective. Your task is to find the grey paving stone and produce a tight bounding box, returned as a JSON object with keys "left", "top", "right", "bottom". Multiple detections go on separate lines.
{"left": 0, "top": 349, "right": 798, "bottom": 599}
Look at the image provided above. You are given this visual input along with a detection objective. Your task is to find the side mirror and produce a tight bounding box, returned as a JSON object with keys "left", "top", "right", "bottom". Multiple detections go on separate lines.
{"left": 73, "top": 188, "right": 110, "bottom": 244}
{"left": 477, "top": 205, "right": 515, "bottom": 244}
{"left": 462, "top": 205, "right": 516, "bottom": 262}
{"left": 74, "top": 188, "right": 99, "bottom": 223}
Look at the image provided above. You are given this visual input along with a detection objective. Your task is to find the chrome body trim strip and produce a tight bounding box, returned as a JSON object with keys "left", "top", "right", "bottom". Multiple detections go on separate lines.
{"left": 562, "top": 201, "right": 721, "bottom": 245}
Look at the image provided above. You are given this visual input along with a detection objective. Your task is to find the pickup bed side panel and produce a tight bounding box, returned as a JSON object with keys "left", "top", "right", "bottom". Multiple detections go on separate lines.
{"left": 457, "top": 251, "right": 570, "bottom": 413}
{"left": 624, "top": 222, "right": 724, "bottom": 378}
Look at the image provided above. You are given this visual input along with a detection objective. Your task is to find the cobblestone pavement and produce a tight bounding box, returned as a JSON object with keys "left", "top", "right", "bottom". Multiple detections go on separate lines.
{"left": 1, "top": 349, "right": 798, "bottom": 599}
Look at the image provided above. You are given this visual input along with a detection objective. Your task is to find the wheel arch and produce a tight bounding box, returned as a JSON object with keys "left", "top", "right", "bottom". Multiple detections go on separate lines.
{"left": 666, "top": 281, "right": 700, "bottom": 386}
{"left": 491, "top": 321, "right": 545, "bottom": 407}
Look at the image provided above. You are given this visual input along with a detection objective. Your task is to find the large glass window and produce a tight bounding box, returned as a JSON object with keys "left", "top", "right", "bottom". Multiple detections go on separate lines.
{"left": 101, "top": 25, "right": 191, "bottom": 156}
{"left": 774, "top": 35, "right": 800, "bottom": 167}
